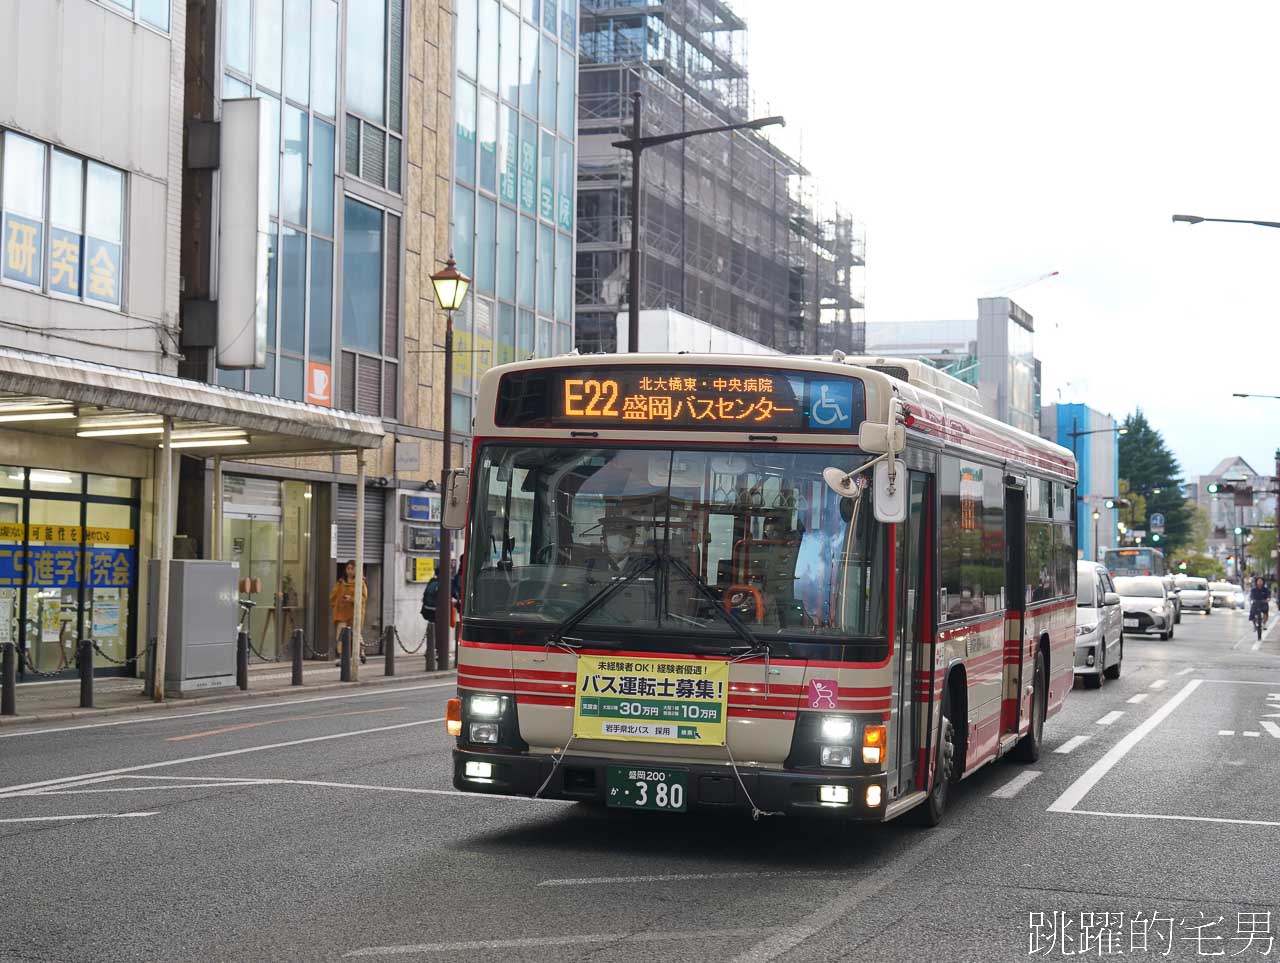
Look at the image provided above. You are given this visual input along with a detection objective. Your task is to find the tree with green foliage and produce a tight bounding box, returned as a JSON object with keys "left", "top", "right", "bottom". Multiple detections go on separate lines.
{"left": 1118, "top": 410, "right": 1193, "bottom": 552}
{"left": 1247, "top": 515, "right": 1276, "bottom": 576}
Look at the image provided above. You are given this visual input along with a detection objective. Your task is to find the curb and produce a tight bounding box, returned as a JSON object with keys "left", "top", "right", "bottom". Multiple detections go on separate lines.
{"left": 0, "top": 669, "right": 458, "bottom": 729}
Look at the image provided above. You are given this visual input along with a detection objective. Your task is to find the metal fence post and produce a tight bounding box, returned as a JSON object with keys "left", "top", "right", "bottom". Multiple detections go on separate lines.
{"left": 1, "top": 642, "right": 15, "bottom": 716}
{"left": 237, "top": 629, "right": 249, "bottom": 691}
{"left": 291, "top": 628, "right": 304, "bottom": 687}
{"left": 339, "top": 626, "right": 353, "bottom": 682}
{"left": 78, "top": 639, "right": 94, "bottom": 709}
{"left": 384, "top": 626, "right": 395, "bottom": 676}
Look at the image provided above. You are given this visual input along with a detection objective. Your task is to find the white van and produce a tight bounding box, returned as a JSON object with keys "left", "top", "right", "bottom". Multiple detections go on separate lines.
{"left": 1076, "top": 560, "right": 1124, "bottom": 687}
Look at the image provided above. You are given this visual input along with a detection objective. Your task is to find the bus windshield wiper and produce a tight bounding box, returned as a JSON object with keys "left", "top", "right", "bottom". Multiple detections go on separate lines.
{"left": 663, "top": 554, "right": 765, "bottom": 655}
{"left": 547, "top": 554, "right": 657, "bottom": 647}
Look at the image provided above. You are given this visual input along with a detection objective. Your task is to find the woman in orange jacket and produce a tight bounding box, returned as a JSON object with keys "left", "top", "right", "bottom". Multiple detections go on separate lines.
{"left": 329, "top": 559, "right": 368, "bottom": 665}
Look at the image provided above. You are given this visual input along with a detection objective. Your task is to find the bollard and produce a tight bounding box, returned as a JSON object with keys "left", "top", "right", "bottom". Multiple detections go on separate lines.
{"left": 291, "top": 628, "right": 304, "bottom": 687}
{"left": 78, "top": 639, "right": 94, "bottom": 709}
{"left": 424, "top": 623, "right": 437, "bottom": 672}
{"left": 339, "top": 626, "right": 353, "bottom": 682}
{"left": 1, "top": 642, "right": 15, "bottom": 716}
{"left": 237, "top": 630, "right": 249, "bottom": 691}
{"left": 143, "top": 639, "right": 157, "bottom": 700}
{"left": 384, "top": 626, "right": 395, "bottom": 677}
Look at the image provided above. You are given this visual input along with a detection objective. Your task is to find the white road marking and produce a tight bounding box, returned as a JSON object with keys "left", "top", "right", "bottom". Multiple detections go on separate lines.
{"left": 990, "top": 770, "right": 1041, "bottom": 799}
{"left": 1127, "top": 694, "right": 1149, "bottom": 704}
{"left": 1262, "top": 722, "right": 1280, "bottom": 739}
{"left": 1219, "top": 730, "right": 1235, "bottom": 736}
{"left": 1054, "top": 735, "right": 1089, "bottom": 754}
{"left": 1096, "top": 711, "right": 1125, "bottom": 726}
{"left": 729, "top": 829, "right": 962, "bottom": 963}
{"left": 1243, "top": 732, "right": 1261, "bottom": 738}
{"left": 345, "top": 928, "right": 769, "bottom": 956}
{"left": 1175, "top": 668, "right": 1195, "bottom": 677}
{"left": 1067, "top": 809, "right": 1280, "bottom": 829}
{"left": 0, "top": 812, "right": 157, "bottom": 824}
{"left": 0, "top": 682, "right": 456, "bottom": 740}
{"left": 0, "top": 718, "right": 442, "bottom": 798}
{"left": 539, "top": 871, "right": 836, "bottom": 887}
{"left": 1049, "top": 680, "right": 1201, "bottom": 813}
{"left": 1253, "top": 638, "right": 1265, "bottom": 651}
{"left": 1149, "top": 679, "right": 1168, "bottom": 690}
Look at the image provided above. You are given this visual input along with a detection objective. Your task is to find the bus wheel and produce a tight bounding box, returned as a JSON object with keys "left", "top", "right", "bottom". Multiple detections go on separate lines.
{"left": 912, "top": 687, "right": 955, "bottom": 827}
{"left": 1012, "top": 649, "right": 1046, "bottom": 763}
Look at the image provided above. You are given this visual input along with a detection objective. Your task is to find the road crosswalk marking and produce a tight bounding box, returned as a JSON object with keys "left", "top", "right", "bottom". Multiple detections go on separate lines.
{"left": 1262, "top": 721, "right": 1280, "bottom": 739}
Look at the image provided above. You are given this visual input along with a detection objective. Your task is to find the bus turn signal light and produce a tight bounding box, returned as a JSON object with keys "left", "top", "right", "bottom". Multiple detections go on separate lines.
{"left": 446, "top": 698, "right": 462, "bottom": 736}
{"left": 862, "top": 724, "right": 886, "bottom": 765}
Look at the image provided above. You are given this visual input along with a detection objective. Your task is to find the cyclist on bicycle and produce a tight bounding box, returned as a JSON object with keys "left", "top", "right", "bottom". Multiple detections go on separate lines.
{"left": 1249, "top": 576, "right": 1270, "bottom": 623}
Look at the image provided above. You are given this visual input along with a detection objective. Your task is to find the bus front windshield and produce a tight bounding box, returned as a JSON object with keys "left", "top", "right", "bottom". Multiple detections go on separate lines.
{"left": 465, "top": 446, "right": 888, "bottom": 643}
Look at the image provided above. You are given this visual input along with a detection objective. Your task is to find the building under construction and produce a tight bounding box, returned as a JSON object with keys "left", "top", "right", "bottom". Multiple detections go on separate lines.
{"left": 574, "top": 0, "right": 864, "bottom": 355}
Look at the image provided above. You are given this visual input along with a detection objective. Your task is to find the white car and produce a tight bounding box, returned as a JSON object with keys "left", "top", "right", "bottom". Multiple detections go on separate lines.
{"left": 1174, "top": 576, "right": 1213, "bottom": 613}
{"left": 1075, "top": 561, "right": 1123, "bottom": 687}
{"left": 1209, "top": 581, "right": 1238, "bottom": 610}
{"left": 1115, "top": 576, "right": 1176, "bottom": 640}
{"left": 1234, "top": 589, "right": 1246, "bottom": 610}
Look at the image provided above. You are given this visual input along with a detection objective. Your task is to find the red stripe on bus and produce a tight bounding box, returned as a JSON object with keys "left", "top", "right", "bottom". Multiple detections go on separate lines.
{"left": 728, "top": 707, "right": 796, "bottom": 720}
{"left": 515, "top": 694, "right": 574, "bottom": 707}
{"left": 459, "top": 677, "right": 575, "bottom": 696}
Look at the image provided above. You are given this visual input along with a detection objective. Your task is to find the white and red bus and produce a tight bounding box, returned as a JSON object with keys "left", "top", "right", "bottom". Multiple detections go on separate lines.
{"left": 443, "top": 353, "right": 1076, "bottom": 824}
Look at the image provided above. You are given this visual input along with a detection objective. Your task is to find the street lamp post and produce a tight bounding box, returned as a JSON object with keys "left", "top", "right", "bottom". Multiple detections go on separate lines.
{"left": 1067, "top": 418, "right": 1128, "bottom": 559}
{"left": 430, "top": 255, "right": 471, "bottom": 671}
{"left": 1092, "top": 510, "right": 1101, "bottom": 561}
{"left": 613, "top": 92, "right": 784, "bottom": 352}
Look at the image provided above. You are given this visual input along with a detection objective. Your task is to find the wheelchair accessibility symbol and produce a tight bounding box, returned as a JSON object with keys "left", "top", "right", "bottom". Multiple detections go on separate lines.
{"left": 808, "top": 381, "right": 853, "bottom": 429}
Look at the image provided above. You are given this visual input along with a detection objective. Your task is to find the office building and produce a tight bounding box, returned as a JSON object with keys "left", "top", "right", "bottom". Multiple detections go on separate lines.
{"left": 1041, "top": 403, "right": 1120, "bottom": 562}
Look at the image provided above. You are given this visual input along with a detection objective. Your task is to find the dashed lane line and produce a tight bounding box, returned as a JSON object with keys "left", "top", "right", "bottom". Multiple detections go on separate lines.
{"left": 1049, "top": 680, "right": 1201, "bottom": 814}
{"left": 990, "top": 770, "right": 1041, "bottom": 799}
{"left": 1127, "top": 694, "right": 1149, "bottom": 704}
{"left": 1054, "top": 735, "right": 1089, "bottom": 754}
{"left": 1096, "top": 711, "right": 1124, "bottom": 726}
{"left": 539, "top": 872, "right": 837, "bottom": 887}
{"left": 1218, "top": 730, "right": 1235, "bottom": 736}
{"left": 1175, "top": 668, "right": 1195, "bottom": 677}
{"left": 1243, "top": 732, "right": 1261, "bottom": 738}
{"left": 345, "top": 928, "right": 770, "bottom": 957}
{"left": 1150, "top": 679, "right": 1168, "bottom": 690}
{"left": 0, "top": 812, "right": 157, "bottom": 824}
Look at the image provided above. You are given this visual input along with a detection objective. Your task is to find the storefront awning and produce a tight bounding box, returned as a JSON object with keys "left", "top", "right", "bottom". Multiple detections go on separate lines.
{"left": 0, "top": 347, "right": 384, "bottom": 455}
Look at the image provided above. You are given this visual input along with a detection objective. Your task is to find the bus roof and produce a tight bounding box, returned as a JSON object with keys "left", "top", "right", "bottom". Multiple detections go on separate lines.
{"left": 473, "top": 353, "right": 1076, "bottom": 482}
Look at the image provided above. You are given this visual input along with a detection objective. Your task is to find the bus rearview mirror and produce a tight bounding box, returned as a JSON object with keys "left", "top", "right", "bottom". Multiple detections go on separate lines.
{"left": 873, "top": 458, "right": 907, "bottom": 524}
{"left": 859, "top": 421, "right": 905, "bottom": 455}
{"left": 442, "top": 470, "right": 470, "bottom": 530}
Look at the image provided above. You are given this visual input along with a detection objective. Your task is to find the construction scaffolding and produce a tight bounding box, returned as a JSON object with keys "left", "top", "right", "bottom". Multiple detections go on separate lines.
{"left": 575, "top": 0, "right": 865, "bottom": 355}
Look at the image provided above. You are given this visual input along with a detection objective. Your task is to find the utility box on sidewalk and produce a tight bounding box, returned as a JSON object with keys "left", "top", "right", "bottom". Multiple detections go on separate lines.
{"left": 147, "top": 560, "right": 239, "bottom": 696}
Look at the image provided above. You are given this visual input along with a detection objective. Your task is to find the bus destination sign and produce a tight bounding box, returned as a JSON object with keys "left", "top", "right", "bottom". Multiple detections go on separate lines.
{"left": 495, "top": 366, "right": 865, "bottom": 433}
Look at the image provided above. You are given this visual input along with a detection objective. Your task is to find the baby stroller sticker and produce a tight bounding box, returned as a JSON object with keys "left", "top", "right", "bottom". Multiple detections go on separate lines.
{"left": 807, "top": 678, "right": 838, "bottom": 709}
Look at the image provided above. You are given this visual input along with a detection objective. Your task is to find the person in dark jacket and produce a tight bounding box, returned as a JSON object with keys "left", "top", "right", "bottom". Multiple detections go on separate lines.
{"left": 1249, "top": 576, "right": 1270, "bottom": 620}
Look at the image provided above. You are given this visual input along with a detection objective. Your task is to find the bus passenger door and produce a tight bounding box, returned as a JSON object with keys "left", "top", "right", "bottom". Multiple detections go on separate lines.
{"left": 1003, "top": 484, "right": 1027, "bottom": 735}
{"left": 892, "top": 473, "right": 930, "bottom": 798}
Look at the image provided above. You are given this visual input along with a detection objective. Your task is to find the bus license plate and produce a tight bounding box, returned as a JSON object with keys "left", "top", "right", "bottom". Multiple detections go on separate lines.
{"left": 606, "top": 766, "right": 688, "bottom": 812}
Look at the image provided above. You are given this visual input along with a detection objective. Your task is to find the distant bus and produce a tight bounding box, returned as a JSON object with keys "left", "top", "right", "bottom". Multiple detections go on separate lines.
{"left": 1102, "top": 547, "right": 1166, "bottom": 577}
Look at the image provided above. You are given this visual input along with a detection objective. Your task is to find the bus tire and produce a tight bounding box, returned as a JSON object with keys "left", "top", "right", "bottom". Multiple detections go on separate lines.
{"left": 1012, "top": 648, "right": 1046, "bottom": 763}
{"left": 912, "top": 685, "right": 955, "bottom": 827}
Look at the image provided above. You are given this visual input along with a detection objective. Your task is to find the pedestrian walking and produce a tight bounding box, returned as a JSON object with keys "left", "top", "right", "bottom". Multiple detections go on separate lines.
{"left": 329, "top": 559, "right": 368, "bottom": 665}
{"left": 420, "top": 571, "right": 440, "bottom": 652}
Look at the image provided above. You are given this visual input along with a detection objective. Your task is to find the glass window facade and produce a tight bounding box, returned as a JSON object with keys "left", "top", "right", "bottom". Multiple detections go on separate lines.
{"left": 218, "top": 0, "right": 401, "bottom": 414}
{"left": 1, "top": 131, "right": 126, "bottom": 309}
{"left": 451, "top": 0, "right": 576, "bottom": 435}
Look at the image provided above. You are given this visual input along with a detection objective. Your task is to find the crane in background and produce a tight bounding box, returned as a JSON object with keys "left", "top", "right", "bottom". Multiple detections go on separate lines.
{"left": 984, "top": 270, "right": 1059, "bottom": 298}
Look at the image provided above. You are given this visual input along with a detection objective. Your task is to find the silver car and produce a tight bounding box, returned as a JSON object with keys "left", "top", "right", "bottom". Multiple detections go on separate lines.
{"left": 1174, "top": 575, "right": 1213, "bottom": 613}
{"left": 1076, "top": 561, "right": 1123, "bottom": 687}
{"left": 1210, "top": 581, "right": 1239, "bottom": 609}
{"left": 1115, "top": 576, "right": 1176, "bottom": 640}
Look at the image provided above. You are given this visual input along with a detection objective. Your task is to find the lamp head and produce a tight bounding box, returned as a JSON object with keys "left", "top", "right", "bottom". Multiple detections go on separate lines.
{"left": 430, "top": 255, "right": 472, "bottom": 312}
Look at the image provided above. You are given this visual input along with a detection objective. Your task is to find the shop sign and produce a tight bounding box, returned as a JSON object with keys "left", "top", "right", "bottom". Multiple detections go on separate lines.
{"left": 0, "top": 524, "right": 135, "bottom": 545}
{"left": 0, "top": 546, "right": 135, "bottom": 589}
{"left": 306, "top": 361, "right": 332, "bottom": 406}
{"left": 401, "top": 493, "right": 439, "bottom": 522}
{"left": 408, "top": 557, "right": 436, "bottom": 582}
{"left": 405, "top": 526, "right": 438, "bottom": 553}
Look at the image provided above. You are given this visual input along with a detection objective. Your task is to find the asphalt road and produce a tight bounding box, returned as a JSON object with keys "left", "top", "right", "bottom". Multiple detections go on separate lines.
{"left": 1, "top": 608, "right": 1278, "bottom": 963}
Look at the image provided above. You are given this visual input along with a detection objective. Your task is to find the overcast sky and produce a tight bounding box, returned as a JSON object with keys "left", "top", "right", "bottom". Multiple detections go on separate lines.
{"left": 737, "top": 0, "right": 1280, "bottom": 479}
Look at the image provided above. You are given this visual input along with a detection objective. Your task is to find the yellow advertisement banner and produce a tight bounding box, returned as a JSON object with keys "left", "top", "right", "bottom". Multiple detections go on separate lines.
{"left": 0, "top": 524, "right": 134, "bottom": 546}
{"left": 573, "top": 655, "right": 728, "bottom": 746}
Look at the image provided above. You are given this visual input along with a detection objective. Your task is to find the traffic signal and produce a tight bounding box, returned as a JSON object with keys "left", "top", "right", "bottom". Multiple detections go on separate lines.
{"left": 1104, "top": 498, "right": 1116, "bottom": 509}
{"left": 1151, "top": 533, "right": 1161, "bottom": 542}
{"left": 1208, "top": 483, "right": 1219, "bottom": 493}
{"left": 1178, "top": 561, "right": 1187, "bottom": 571}
{"left": 1234, "top": 526, "right": 1244, "bottom": 535}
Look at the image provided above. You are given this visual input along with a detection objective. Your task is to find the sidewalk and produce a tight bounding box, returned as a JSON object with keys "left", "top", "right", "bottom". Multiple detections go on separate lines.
{"left": 0, "top": 653, "right": 457, "bottom": 728}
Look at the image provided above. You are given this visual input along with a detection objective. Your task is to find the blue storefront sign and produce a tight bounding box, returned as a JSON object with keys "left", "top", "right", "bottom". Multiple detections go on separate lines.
{"left": 0, "top": 546, "right": 135, "bottom": 589}
{"left": 401, "top": 493, "right": 440, "bottom": 523}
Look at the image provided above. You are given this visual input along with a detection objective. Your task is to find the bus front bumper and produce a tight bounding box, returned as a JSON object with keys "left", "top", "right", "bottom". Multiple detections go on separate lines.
{"left": 452, "top": 749, "right": 894, "bottom": 820}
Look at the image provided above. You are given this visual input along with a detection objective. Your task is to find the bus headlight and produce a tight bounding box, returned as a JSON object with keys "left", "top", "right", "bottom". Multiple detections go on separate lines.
{"left": 469, "top": 694, "right": 503, "bottom": 718}
{"left": 820, "top": 716, "right": 854, "bottom": 742}
{"left": 821, "top": 745, "right": 853, "bottom": 768}
{"left": 469, "top": 722, "right": 499, "bottom": 744}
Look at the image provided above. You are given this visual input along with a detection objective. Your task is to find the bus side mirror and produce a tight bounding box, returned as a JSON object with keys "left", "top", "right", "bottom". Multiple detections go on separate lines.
{"left": 442, "top": 470, "right": 470, "bottom": 530}
{"left": 873, "top": 457, "right": 906, "bottom": 524}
